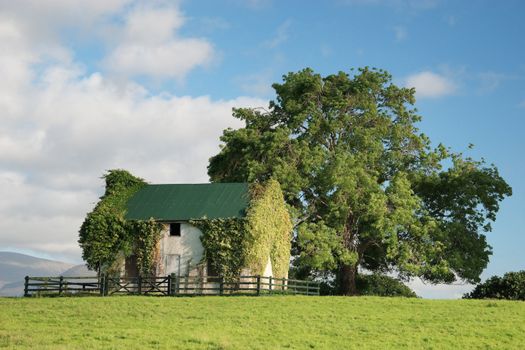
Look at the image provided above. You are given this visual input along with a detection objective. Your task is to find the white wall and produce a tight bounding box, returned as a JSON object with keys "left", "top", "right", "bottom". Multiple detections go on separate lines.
{"left": 158, "top": 222, "right": 204, "bottom": 276}
{"left": 263, "top": 256, "right": 273, "bottom": 278}
{"left": 157, "top": 221, "right": 275, "bottom": 280}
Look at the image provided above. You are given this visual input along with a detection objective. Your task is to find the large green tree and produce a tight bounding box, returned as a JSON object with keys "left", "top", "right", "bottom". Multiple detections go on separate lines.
{"left": 208, "top": 68, "right": 511, "bottom": 295}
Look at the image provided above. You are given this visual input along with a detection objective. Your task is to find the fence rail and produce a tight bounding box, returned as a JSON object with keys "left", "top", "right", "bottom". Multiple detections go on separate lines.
{"left": 23, "top": 275, "right": 320, "bottom": 297}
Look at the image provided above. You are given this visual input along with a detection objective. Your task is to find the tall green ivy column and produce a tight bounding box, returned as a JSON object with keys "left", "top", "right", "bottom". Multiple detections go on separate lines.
{"left": 192, "top": 218, "right": 248, "bottom": 282}
{"left": 245, "top": 179, "right": 293, "bottom": 279}
{"left": 195, "top": 179, "right": 293, "bottom": 281}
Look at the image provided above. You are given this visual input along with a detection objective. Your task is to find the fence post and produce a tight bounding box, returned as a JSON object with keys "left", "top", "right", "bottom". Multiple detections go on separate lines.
{"left": 59, "top": 276, "right": 64, "bottom": 295}
{"left": 256, "top": 275, "right": 261, "bottom": 296}
{"left": 138, "top": 276, "right": 142, "bottom": 295}
{"left": 99, "top": 275, "right": 104, "bottom": 296}
{"left": 269, "top": 276, "right": 272, "bottom": 295}
{"left": 219, "top": 277, "right": 224, "bottom": 296}
{"left": 167, "top": 275, "right": 172, "bottom": 296}
{"left": 104, "top": 274, "right": 109, "bottom": 296}
{"left": 24, "top": 276, "right": 29, "bottom": 297}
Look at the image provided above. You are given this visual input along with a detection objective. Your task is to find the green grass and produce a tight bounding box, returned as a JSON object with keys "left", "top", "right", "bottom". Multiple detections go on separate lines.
{"left": 1, "top": 296, "right": 524, "bottom": 349}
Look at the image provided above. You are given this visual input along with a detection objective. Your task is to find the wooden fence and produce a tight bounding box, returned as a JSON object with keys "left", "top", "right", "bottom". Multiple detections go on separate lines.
{"left": 23, "top": 275, "right": 320, "bottom": 297}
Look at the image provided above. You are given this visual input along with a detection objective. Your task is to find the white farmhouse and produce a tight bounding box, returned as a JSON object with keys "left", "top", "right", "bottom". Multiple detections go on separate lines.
{"left": 123, "top": 183, "right": 277, "bottom": 279}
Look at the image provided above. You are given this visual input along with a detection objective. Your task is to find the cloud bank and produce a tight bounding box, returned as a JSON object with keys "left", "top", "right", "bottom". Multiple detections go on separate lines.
{"left": 0, "top": 1, "right": 265, "bottom": 262}
{"left": 104, "top": 4, "right": 215, "bottom": 80}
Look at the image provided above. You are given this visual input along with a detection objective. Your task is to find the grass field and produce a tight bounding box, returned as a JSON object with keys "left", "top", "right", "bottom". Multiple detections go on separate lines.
{"left": 1, "top": 296, "right": 524, "bottom": 349}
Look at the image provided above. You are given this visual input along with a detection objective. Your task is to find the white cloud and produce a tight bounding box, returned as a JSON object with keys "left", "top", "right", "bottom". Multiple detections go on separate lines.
{"left": 404, "top": 71, "right": 456, "bottom": 98}
{"left": 104, "top": 4, "right": 215, "bottom": 80}
{"left": 0, "top": 62, "right": 264, "bottom": 261}
{"left": 0, "top": 0, "right": 131, "bottom": 35}
{"left": 0, "top": 6, "right": 265, "bottom": 262}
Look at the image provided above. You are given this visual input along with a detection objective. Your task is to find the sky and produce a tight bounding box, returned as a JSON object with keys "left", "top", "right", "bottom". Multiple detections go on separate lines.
{"left": 0, "top": 0, "right": 523, "bottom": 298}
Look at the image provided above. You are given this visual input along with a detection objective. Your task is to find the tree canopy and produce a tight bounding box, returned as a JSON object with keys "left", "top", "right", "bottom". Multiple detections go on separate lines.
{"left": 208, "top": 67, "right": 512, "bottom": 295}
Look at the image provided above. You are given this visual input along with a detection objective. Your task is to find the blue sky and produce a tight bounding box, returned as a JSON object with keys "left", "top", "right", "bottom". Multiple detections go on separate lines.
{"left": 0, "top": 0, "right": 523, "bottom": 298}
{"left": 184, "top": 0, "right": 525, "bottom": 280}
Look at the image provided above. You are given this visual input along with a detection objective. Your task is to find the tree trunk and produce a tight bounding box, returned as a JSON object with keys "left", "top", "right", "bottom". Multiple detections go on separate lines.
{"left": 339, "top": 263, "right": 358, "bottom": 296}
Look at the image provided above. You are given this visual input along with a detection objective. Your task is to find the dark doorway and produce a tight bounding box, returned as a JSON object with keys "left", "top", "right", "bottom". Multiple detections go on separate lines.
{"left": 125, "top": 255, "right": 138, "bottom": 277}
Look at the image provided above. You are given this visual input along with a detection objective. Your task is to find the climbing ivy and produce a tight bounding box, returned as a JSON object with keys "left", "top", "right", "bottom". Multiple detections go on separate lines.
{"left": 196, "top": 179, "right": 293, "bottom": 280}
{"left": 129, "top": 219, "right": 163, "bottom": 276}
{"left": 79, "top": 171, "right": 292, "bottom": 279}
{"left": 245, "top": 179, "right": 293, "bottom": 279}
{"left": 78, "top": 169, "right": 162, "bottom": 276}
{"left": 191, "top": 218, "right": 247, "bottom": 281}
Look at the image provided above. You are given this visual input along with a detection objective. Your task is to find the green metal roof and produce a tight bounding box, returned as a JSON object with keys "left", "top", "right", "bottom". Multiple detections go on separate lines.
{"left": 125, "top": 183, "right": 249, "bottom": 221}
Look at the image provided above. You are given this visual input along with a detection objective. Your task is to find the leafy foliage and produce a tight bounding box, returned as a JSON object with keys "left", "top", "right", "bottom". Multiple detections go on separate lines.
{"left": 129, "top": 220, "right": 163, "bottom": 276}
{"left": 245, "top": 180, "right": 293, "bottom": 278}
{"left": 191, "top": 218, "right": 247, "bottom": 281}
{"left": 194, "top": 180, "right": 293, "bottom": 280}
{"left": 313, "top": 272, "right": 417, "bottom": 297}
{"left": 356, "top": 274, "right": 417, "bottom": 298}
{"left": 208, "top": 67, "right": 512, "bottom": 295}
{"left": 464, "top": 271, "right": 525, "bottom": 300}
{"left": 78, "top": 170, "right": 162, "bottom": 275}
{"left": 304, "top": 266, "right": 417, "bottom": 298}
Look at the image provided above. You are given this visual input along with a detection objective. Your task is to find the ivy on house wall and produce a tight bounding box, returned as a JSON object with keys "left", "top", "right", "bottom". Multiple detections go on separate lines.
{"left": 129, "top": 219, "right": 163, "bottom": 275}
{"left": 79, "top": 171, "right": 292, "bottom": 279}
{"left": 78, "top": 169, "right": 162, "bottom": 276}
{"left": 195, "top": 179, "right": 293, "bottom": 280}
{"left": 191, "top": 218, "right": 247, "bottom": 281}
{"left": 245, "top": 179, "right": 293, "bottom": 279}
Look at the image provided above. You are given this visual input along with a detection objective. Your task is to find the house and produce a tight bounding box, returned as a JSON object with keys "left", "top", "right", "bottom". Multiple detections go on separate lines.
{"left": 122, "top": 181, "right": 292, "bottom": 281}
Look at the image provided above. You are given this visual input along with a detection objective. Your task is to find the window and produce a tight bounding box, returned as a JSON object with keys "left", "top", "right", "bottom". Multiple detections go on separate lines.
{"left": 170, "top": 223, "right": 181, "bottom": 236}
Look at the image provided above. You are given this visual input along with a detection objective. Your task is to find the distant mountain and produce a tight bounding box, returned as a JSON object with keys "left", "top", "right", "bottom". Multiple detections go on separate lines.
{"left": 62, "top": 264, "right": 97, "bottom": 277}
{"left": 0, "top": 251, "right": 93, "bottom": 297}
{"left": 0, "top": 280, "right": 25, "bottom": 297}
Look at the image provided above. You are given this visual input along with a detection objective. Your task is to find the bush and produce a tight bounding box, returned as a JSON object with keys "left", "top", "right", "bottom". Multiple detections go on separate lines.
{"left": 356, "top": 274, "right": 418, "bottom": 298}
{"left": 314, "top": 272, "right": 417, "bottom": 297}
{"left": 463, "top": 271, "right": 525, "bottom": 300}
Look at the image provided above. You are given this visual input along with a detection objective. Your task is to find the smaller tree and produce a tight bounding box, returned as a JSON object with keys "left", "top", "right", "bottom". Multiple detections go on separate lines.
{"left": 464, "top": 271, "right": 525, "bottom": 300}
{"left": 312, "top": 272, "right": 417, "bottom": 297}
{"left": 78, "top": 169, "right": 162, "bottom": 276}
{"left": 356, "top": 274, "right": 417, "bottom": 298}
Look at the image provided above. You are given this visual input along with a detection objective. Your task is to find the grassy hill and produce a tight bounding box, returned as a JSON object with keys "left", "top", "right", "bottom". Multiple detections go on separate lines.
{"left": 1, "top": 296, "right": 524, "bottom": 349}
